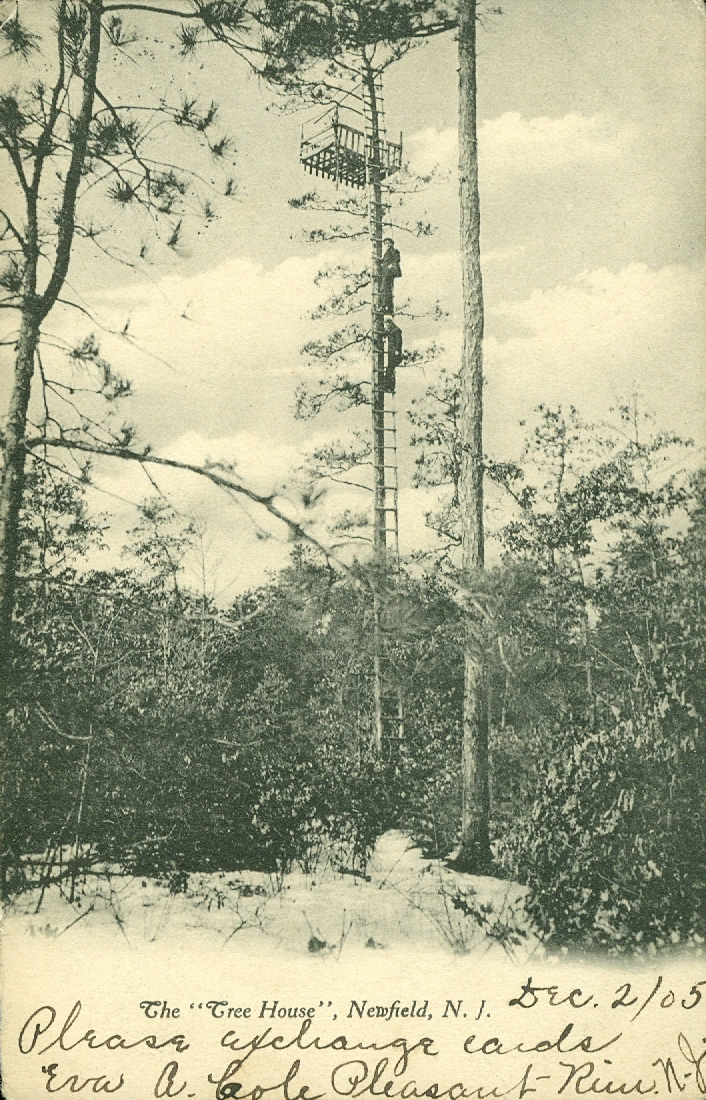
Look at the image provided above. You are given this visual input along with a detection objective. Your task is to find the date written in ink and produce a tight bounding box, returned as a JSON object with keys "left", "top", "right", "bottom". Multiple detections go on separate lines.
{"left": 509, "top": 977, "right": 706, "bottom": 1019}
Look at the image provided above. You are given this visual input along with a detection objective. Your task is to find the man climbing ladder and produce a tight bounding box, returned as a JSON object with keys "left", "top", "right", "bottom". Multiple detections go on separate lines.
{"left": 381, "top": 236, "right": 402, "bottom": 314}
{"left": 384, "top": 320, "right": 402, "bottom": 394}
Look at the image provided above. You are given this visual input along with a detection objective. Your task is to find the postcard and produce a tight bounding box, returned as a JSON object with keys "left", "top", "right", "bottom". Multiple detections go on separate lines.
{"left": 1, "top": 0, "right": 704, "bottom": 1096}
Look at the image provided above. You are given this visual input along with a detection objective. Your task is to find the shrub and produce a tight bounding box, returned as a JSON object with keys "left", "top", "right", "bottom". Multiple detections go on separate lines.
{"left": 500, "top": 711, "right": 706, "bottom": 953}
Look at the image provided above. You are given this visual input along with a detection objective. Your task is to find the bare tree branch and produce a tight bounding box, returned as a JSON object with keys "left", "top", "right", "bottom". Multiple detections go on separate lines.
{"left": 103, "top": 3, "right": 201, "bottom": 16}
{"left": 22, "top": 434, "right": 362, "bottom": 582}
{"left": 0, "top": 209, "right": 26, "bottom": 251}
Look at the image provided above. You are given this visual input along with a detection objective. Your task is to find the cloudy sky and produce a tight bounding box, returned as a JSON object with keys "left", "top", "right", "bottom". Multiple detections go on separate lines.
{"left": 2, "top": 0, "right": 705, "bottom": 596}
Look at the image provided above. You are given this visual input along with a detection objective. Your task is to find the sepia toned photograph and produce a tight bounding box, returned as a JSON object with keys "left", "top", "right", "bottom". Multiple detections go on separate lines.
{"left": 1, "top": 0, "right": 704, "bottom": 989}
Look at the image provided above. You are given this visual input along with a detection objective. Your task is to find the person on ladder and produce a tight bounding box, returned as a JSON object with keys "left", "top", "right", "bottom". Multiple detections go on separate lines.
{"left": 381, "top": 237, "right": 401, "bottom": 314}
{"left": 384, "top": 320, "right": 402, "bottom": 393}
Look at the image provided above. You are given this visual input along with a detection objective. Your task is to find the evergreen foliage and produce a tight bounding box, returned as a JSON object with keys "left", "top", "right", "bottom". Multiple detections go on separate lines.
{"left": 4, "top": 419, "right": 703, "bottom": 957}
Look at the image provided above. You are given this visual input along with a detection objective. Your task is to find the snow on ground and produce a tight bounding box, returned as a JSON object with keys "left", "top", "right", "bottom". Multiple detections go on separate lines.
{"left": 3, "top": 831, "right": 536, "bottom": 959}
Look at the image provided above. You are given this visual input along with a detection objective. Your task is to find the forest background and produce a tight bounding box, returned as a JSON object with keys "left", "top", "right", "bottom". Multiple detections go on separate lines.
{"left": 1, "top": 0, "right": 704, "bottom": 955}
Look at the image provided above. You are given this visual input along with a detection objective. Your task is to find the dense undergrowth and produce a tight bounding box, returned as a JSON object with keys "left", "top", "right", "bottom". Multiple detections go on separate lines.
{"left": 3, "top": 412, "right": 704, "bottom": 956}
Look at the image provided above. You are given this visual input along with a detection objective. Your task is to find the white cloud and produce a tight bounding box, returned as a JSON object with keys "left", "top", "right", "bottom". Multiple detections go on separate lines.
{"left": 407, "top": 113, "right": 631, "bottom": 177}
{"left": 162, "top": 430, "right": 302, "bottom": 496}
{"left": 86, "top": 427, "right": 317, "bottom": 595}
{"left": 481, "top": 112, "right": 631, "bottom": 173}
{"left": 93, "top": 428, "right": 308, "bottom": 537}
{"left": 485, "top": 263, "right": 706, "bottom": 450}
{"left": 406, "top": 127, "right": 459, "bottom": 177}
{"left": 96, "top": 252, "right": 336, "bottom": 387}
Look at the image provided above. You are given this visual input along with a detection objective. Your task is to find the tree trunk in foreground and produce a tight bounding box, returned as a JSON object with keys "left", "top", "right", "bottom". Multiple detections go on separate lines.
{"left": 0, "top": 0, "right": 103, "bottom": 701}
{"left": 456, "top": 0, "right": 491, "bottom": 871}
{"left": 0, "top": 315, "right": 40, "bottom": 688}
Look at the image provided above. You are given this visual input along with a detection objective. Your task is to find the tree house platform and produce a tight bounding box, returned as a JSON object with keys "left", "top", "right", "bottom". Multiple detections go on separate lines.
{"left": 300, "top": 119, "right": 402, "bottom": 189}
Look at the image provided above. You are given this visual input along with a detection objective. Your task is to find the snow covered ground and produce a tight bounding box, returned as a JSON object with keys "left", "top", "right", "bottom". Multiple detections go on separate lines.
{"left": 4, "top": 831, "right": 536, "bottom": 959}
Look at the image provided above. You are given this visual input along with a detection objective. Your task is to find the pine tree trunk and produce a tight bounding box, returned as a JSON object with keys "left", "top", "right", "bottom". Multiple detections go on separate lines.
{"left": 457, "top": 0, "right": 491, "bottom": 871}
{"left": 0, "top": 0, "right": 103, "bottom": 701}
{"left": 0, "top": 313, "right": 40, "bottom": 691}
{"left": 364, "top": 62, "right": 387, "bottom": 755}
{"left": 365, "top": 65, "right": 386, "bottom": 563}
